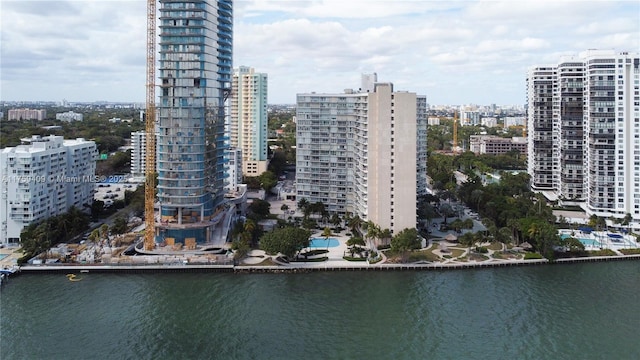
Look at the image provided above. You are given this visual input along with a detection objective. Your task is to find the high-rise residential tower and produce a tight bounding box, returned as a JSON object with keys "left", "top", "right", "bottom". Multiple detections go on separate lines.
{"left": 526, "top": 65, "right": 557, "bottom": 193}
{"left": 296, "top": 75, "right": 427, "bottom": 234}
{"left": 583, "top": 50, "right": 639, "bottom": 220}
{"left": 154, "top": 0, "right": 232, "bottom": 245}
{"left": 230, "top": 66, "right": 268, "bottom": 177}
{"left": 527, "top": 50, "right": 640, "bottom": 229}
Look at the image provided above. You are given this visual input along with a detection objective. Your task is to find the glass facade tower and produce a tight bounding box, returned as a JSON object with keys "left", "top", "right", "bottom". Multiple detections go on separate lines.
{"left": 155, "top": 0, "right": 232, "bottom": 244}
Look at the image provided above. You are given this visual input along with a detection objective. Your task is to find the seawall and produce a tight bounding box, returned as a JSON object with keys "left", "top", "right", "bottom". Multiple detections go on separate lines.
{"left": 11, "top": 254, "right": 640, "bottom": 274}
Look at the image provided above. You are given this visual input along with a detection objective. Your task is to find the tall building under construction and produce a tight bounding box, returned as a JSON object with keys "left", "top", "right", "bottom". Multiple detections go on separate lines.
{"left": 154, "top": 0, "right": 233, "bottom": 245}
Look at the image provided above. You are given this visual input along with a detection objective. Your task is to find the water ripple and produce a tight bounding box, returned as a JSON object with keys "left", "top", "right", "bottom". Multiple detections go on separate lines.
{"left": 2, "top": 263, "right": 640, "bottom": 359}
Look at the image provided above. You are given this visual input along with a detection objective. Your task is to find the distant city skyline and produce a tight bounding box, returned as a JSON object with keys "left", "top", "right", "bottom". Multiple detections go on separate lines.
{"left": 1, "top": 0, "right": 638, "bottom": 105}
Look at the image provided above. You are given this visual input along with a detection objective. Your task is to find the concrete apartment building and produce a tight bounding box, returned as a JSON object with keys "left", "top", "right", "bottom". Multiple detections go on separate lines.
{"left": 229, "top": 66, "right": 268, "bottom": 177}
{"left": 130, "top": 131, "right": 148, "bottom": 179}
{"left": 153, "top": 0, "right": 233, "bottom": 245}
{"left": 527, "top": 65, "right": 557, "bottom": 192}
{"left": 8, "top": 109, "right": 46, "bottom": 121}
{"left": 469, "top": 135, "right": 527, "bottom": 155}
{"left": 296, "top": 74, "right": 427, "bottom": 234}
{"left": 56, "top": 111, "right": 83, "bottom": 122}
{"left": 0, "top": 135, "right": 97, "bottom": 245}
{"left": 460, "top": 110, "right": 480, "bottom": 126}
{"left": 527, "top": 50, "right": 640, "bottom": 229}
{"left": 225, "top": 148, "right": 243, "bottom": 191}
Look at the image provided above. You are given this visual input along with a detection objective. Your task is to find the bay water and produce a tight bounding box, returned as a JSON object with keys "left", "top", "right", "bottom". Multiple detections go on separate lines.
{"left": 2, "top": 262, "right": 639, "bottom": 359}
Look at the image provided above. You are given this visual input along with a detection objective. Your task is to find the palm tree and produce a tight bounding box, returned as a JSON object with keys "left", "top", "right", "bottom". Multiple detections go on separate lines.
{"left": 471, "top": 189, "right": 483, "bottom": 212}
{"left": 622, "top": 213, "right": 633, "bottom": 235}
{"left": 297, "top": 198, "right": 309, "bottom": 217}
{"left": 330, "top": 213, "right": 342, "bottom": 229}
{"left": 506, "top": 218, "right": 521, "bottom": 245}
{"left": 321, "top": 226, "right": 333, "bottom": 250}
{"left": 346, "top": 236, "right": 365, "bottom": 257}
{"left": 364, "top": 221, "right": 380, "bottom": 249}
{"left": 280, "top": 204, "right": 289, "bottom": 220}
{"left": 498, "top": 227, "right": 512, "bottom": 249}
{"left": 321, "top": 210, "right": 330, "bottom": 226}
{"left": 348, "top": 215, "right": 363, "bottom": 238}
{"left": 379, "top": 228, "right": 392, "bottom": 246}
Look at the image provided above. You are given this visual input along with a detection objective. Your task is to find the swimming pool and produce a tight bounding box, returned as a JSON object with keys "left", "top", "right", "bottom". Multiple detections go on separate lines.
{"left": 309, "top": 238, "right": 340, "bottom": 248}
{"left": 560, "top": 234, "right": 601, "bottom": 247}
{"left": 0, "top": 254, "right": 8, "bottom": 260}
{"left": 578, "top": 238, "right": 601, "bottom": 247}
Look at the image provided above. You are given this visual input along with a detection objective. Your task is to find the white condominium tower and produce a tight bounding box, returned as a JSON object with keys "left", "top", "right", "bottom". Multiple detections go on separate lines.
{"left": 296, "top": 74, "right": 427, "bottom": 234}
{"left": 0, "top": 135, "right": 97, "bottom": 245}
{"left": 130, "top": 131, "right": 147, "bottom": 179}
{"left": 230, "top": 66, "right": 268, "bottom": 177}
{"left": 527, "top": 50, "right": 640, "bottom": 229}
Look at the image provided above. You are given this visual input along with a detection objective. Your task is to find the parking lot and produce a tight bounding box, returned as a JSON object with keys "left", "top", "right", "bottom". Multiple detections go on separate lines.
{"left": 94, "top": 182, "right": 139, "bottom": 206}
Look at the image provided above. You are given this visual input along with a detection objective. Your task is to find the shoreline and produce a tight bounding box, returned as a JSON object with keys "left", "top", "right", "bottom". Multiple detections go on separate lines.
{"left": 9, "top": 254, "right": 640, "bottom": 275}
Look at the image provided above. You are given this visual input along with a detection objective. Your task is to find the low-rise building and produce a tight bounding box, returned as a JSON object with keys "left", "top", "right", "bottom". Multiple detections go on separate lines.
{"left": 469, "top": 135, "right": 527, "bottom": 155}
{"left": 56, "top": 111, "right": 83, "bottom": 122}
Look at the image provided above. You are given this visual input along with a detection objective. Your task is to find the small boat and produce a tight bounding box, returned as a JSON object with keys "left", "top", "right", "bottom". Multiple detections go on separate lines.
{"left": 66, "top": 274, "right": 82, "bottom": 282}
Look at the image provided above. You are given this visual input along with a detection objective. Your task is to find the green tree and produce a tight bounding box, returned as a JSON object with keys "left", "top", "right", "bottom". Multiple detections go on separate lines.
{"left": 390, "top": 228, "right": 420, "bottom": 253}
{"left": 302, "top": 217, "right": 317, "bottom": 230}
{"left": 347, "top": 215, "right": 363, "bottom": 237}
{"left": 321, "top": 226, "right": 333, "bottom": 250}
{"left": 346, "top": 236, "right": 365, "bottom": 257}
{"left": 458, "top": 232, "right": 475, "bottom": 248}
{"left": 248, "top": 199, "right": 271, "bottom": 219}
{"left": 259, "top": 171, "right": 277, "bottom": 191}
{"left": 364, "top": 221, "right": 380, "bottom": 248}
{"left": 563, "top": 237, "right": 585, "bottom": 253}
{"left": 621, "top": 213, "right": 633, "bottom": 234}
{"left": 280, "top": 204, "right": 290, "bottom": 219}
{"left": 379, "top": 228, "right": 392, "bottom": 247}
{"left": 111, "top": 216, "right": 128, "bottom": 235}
{"left": 259, "top": 227, "right": 311, "bottom": 258}
{"left": 346, "top": 236, "right": 365, "bottom": 247}
{"left": 330, "top": 213, "right": 342, "bottom": 228}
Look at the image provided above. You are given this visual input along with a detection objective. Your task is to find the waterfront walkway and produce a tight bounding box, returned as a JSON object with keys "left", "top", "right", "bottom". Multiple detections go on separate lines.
{"left": 7, "top": 225, "right": 640, "bottom": 275}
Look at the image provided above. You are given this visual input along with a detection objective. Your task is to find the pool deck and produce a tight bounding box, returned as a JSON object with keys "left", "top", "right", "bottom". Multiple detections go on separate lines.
{"left": 558, "top": 229, "right": 638, "bottom": 253}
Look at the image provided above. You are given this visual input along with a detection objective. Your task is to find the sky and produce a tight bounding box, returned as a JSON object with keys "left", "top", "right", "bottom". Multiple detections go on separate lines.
{"left": 1, "top": 0, "right": 639, "bottom": 106}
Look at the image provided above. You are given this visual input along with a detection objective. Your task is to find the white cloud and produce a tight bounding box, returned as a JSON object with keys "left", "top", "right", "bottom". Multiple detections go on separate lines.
{"left": 1, "top": 0, "right": 638, "bottom": 105}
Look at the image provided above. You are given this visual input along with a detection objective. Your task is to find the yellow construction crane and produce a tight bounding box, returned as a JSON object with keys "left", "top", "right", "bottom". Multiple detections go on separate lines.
{"left": 144, "top": 0, "right": 156, "bottom": 251}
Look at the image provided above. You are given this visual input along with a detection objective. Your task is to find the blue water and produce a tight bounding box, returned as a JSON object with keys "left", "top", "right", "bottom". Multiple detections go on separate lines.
{"left": 0, "top": 254, "right": 8, "bottom": 260}
{"left": 309, "top": 238, "right": 340, "bottom": 248}
{"left": 579, "top": 238, "right": 601, "bottom": 247}
{"left": 560, "top": 234, "right": 601, "bottom": 247}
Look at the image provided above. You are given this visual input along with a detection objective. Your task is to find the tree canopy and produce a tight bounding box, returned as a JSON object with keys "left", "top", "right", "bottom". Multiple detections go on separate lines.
{"left": 259, "top": 227, "right": 311, "bottom": 258}
{"left": 390, "top": 228, "right": 421, "bottom": 253}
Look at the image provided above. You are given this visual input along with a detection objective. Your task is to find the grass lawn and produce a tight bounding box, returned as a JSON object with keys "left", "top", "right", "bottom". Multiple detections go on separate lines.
{"left": 383, "top": 247, "right": 440, "bottom": 263}
{"left": 492, "top": 251, "right": 523, "bottom": 260}
{"left": 468, "top": 253, "right": 489, "bottom": 261}
{"left": 487, "top": 242, "right": 503, "bottom": 251}
{"left": 449, "top": 248, "right": 465, "bottom": 258}
{"left": 620, "top": 248, "right": 640, "bottom": 255}
{"left": 408, "top": 249, "right": 441, "bottom": 262}
{"left": 587, "top": 249, "right": 617, "bottom": 256}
